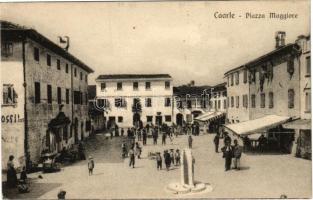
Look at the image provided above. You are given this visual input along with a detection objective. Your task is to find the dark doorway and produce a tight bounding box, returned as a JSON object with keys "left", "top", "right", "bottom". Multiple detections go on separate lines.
{"left": 133, "top": 113, "right": 141, "bottom": 127}
{"left": 176, "top": 113, "right": 183, "bottom": 126}
{"left": 155, "top": 116, "right": 162, "bottom": 126}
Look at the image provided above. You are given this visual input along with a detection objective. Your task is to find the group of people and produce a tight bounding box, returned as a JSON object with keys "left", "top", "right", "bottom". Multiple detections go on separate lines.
{"left": 214, "top": 132, "right": 243, "bottom": 171}
{"left": 156, "top": 149, "right": 181, "bottom": 171}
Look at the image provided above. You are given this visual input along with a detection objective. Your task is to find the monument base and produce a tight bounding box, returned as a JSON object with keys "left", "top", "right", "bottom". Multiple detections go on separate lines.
{"left": 166, "top": 182, "right": 213, "bottom": 195}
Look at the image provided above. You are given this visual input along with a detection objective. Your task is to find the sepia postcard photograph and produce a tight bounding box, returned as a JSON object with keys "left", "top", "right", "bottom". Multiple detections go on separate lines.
{"left": 0, "top": 0, "right": 311, "bottom": 199}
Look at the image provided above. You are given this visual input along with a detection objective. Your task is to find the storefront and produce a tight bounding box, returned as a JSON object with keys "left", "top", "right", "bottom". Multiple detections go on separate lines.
{"left": 223, "top": 115, "right": 294, "bottom": 153}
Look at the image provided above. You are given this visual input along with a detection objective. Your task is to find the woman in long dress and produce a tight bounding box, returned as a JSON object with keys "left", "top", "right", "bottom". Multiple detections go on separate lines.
{"left": 7, "top": 155, "right": 18, "bottom": 188}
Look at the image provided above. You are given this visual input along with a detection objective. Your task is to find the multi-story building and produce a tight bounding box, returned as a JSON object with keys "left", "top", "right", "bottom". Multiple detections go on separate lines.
{"left": 1, "top": 21, "right": 94, "bottom": 170}
{"left": 173, "top": 84, "right": 211, "bottom": 126}
{"left": 283, "top": 35, "right": 311, "bottom": 159}
{"left": 209, "top": 82, "right": 227, "bottom": 113}
{"left": 95, "top": 74, "right": 173, "bottom": 128}
{"left": 224, "top": 65, "right": 250, "bottom": 123}
{"left": 224, "top": 31, "right": 311, "bottom": 157}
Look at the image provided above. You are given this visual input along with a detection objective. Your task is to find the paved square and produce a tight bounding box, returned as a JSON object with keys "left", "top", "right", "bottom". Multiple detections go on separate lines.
{"left": 4, "top": 133, "right": 312, "bottom": 199}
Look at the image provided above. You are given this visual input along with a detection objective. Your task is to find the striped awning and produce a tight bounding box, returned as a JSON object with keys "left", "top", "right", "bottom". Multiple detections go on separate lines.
{"left": 195, "top": 111, "right": 225, "bottom": 122}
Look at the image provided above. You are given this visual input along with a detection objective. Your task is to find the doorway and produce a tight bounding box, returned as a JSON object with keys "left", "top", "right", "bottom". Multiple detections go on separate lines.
{"left": 176, "top": 113, "right": 183, "bottom": 126}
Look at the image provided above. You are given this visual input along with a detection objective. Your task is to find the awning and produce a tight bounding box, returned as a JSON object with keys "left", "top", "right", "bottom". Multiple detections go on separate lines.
{"left": 195, "top": 111, "right": 225, "bottom": 122}
{"left": 223, "top": 115, "right": 291, "bottom": 136}
{"left": 282, "top": 119, "right": 311, "bottom": 130}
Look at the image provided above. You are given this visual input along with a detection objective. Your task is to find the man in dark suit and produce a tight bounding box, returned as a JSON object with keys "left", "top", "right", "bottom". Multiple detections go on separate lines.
{"left": 214, "top": 133, "right": 220, "bottom": 153}
{"left": 221, "top": 141, "right": 233, "bottom": 171}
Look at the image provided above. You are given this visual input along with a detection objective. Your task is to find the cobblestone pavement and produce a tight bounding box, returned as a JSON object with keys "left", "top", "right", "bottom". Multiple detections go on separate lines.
{"left": 3, "top": 133, "right": 312, "bottom": 199}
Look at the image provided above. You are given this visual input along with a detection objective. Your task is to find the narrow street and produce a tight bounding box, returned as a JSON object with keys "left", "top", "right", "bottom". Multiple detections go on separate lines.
{"left": 3, "top": 132, "right": 311, "bottom": 199}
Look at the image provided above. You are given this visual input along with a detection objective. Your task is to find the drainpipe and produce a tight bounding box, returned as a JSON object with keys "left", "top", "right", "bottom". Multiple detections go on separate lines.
{"left": 22, "top": 36, "right": 30, "bottom": 171}
{"left": 71, "top": 64, "right": 74, "bottom": 144}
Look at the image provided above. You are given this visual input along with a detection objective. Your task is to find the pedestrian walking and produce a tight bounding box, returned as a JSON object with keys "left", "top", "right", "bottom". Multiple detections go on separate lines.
{"left": 88, "top": 156, "right": 95, "bottom": 176}
{"left": 129, "top": 146, "right": 135, "bottom": 168}
{"left": 221, "top": 141, "right": 233, "bottom": 171}
{"left": 214, "top": 133, "right": 220, "bottom": 153}
{"left": 127, "top": 128, "right": 131, "bottom": 138}
{"left": 232, "top": 139, "right": 243, "bottom": 170}
{"left": 156, "top": 152, "right": 162, "bottom": 170}
{"left": 162, "top": 132, "right": 167, "bottom": 145}
{"left": 142, "top": 128, "right": 147, "bottom": 145}
{"left": 175, "top": 149, "right": 181, "bottom": 166}
{"left": 188, "top": 135, "right": 193, "bottom": 149}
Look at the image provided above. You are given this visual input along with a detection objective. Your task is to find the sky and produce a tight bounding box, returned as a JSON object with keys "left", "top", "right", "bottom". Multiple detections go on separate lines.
{"left": 0, "top": 1, "right": 310, "bottom": 86}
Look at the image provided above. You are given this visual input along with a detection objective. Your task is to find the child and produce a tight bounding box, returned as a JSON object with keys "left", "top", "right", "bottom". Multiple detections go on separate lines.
{"left": 156, "top": 152, "right": 162, "bottom": 170}
{"left": 88, "top": 156, "right": 95, "bottom": 176}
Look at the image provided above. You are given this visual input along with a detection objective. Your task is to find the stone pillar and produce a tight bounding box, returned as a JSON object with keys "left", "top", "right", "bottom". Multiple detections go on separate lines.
{"left": 181, "top": 148, "right": 194, "bottom": 188}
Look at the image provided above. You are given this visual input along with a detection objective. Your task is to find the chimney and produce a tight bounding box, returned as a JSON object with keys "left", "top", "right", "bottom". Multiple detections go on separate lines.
{"left": 275, "top": 31, "right": 286, "bottom": 48}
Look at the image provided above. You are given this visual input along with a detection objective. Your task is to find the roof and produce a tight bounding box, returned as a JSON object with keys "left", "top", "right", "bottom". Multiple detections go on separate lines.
{"left": 96, "top": 74, "right": 172, "bottom": 80}
{"left": 0, "top": 20, "right": 94, "bottom": 73}
{"left": 211, "top": 82, "right": 227, "bottom": 92}
{"left": 224, "top": 43, "right": 301, "bottom": 76}
{"left": 173, "top": 85, "right": 211, "bottom": 96}
{"left": 282, "top": 119, "right": 311, "bottom": 130}
{"left": 223, "top": 115, "right": 291, "bottom": 136}
{"left": 88, "top": 85, "right": 96, "bottom": 100}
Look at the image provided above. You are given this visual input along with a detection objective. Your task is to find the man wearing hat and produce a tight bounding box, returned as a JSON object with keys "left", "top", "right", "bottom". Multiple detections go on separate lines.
{"left": 88, "top": 156, "right": 95, "bottom": 176}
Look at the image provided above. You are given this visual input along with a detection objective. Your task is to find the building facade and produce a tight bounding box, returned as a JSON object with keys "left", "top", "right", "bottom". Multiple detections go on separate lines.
{"left": 224, "top": 31, "right": 311, "bottom": 157}
{"left": 173, "top": 85, "right": 211, "bottom": 126}
{"left": 1, "top": 21, "right": 94, "bottom": 170}
{"left": 95, "top": 74, "right": 173, "bottom": 128}
{"left": 224, "top": 66, "right": 250, "bottom": 123}
{"left": 210, "top": 82, "right": 227, "bottom": 113}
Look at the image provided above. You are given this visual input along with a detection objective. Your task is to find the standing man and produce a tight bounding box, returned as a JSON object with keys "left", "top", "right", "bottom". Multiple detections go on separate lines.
{"left": 214, "top": 133, "right": 220, "bottom": 153}
{"left": 142, "top": 128, "right": 147, "bottom": 145}
{"left": 188, "top": 135, "right": 193, "bottom": 149}
{"left": 221, "top": 141, "right": 233, "bottom": 171}
{"left": 129, "top": 146, "right": 135, "bottom": 168}
{"left": 156, "top": 152, "right": 162, "bottom": 170}
{"left": 232, "top": 139, "right": 243, "bottom": 170}
{"left": 162, "top": 132, "right": 167, "bottom": 145}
